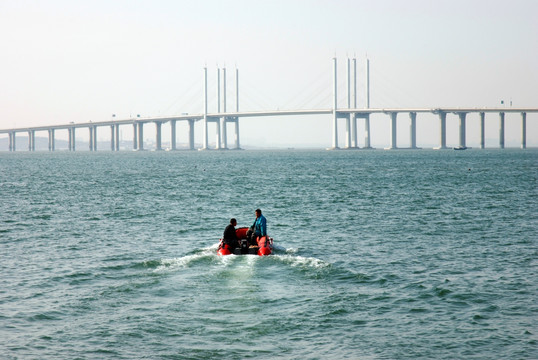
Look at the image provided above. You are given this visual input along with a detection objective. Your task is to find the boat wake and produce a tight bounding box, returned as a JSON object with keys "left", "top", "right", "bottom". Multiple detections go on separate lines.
{"left": 151, "top": 242, "right": 330, "bottom": 273}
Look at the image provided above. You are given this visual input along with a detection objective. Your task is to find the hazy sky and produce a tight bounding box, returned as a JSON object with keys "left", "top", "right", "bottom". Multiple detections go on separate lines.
{"left": 1, "top": 0, "right": 537, "bottom": 148}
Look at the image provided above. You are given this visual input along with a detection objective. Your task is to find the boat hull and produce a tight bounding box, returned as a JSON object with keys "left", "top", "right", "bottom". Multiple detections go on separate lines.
{"left": 217, "top": 227, "right": 273, "bottom": 256}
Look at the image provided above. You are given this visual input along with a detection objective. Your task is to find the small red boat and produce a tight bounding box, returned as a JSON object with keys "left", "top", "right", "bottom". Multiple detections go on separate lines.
{"left": 217, "top": 227, "right": 273, "bottom": 256}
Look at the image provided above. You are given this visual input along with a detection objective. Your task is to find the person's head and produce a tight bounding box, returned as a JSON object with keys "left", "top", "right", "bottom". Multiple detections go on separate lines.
{"left": 230, "top": 218, "right": 237, "bottom": 226}
{"left": 255, "top": 209, "right": 262, "bottom": 218}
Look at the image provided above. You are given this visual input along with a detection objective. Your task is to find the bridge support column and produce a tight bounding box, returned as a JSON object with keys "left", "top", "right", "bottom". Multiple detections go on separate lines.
{"left": 155, "top": 121, "right": 162, "bottom": 151}
{"left": 188, "top": 119, "right": 195, "bottom": 150}
{"left": 170, "top": 120, "right": 176, "bottom": 150}
{"left": 386, "top": 112, "right": 398, "bottom": 149}
{"left": 458, "top": 112, "right": 467, "bottom": 148}
{"left": 48, "top": 129, "right": 55, "bottom": 151}
{"left": 215, "top": 119, "right": 221, "bottom": 150}
{"left": 89, "top": 127, "right": 93, "bottom": 151}
{"left": 345, "top": 116, "right": 351, "bottom": 148}
{"left": 115, "top": 124, "right": 120, "bottom": 151}
{"left": 92, "top": 126, "right": 97, "bottom": 151}
{"left": 221, "top": 118, "right": 228, "bottom": 149}
{"left": 71, "top": 128, "right": 76, "bottom": 151}
{"left": 28, "top": 131, "right": 34, "bottom": 152}
{"left": 201, "top": 116, "right": 208, "bottom": 149}
{"left": 499, "top": 112, "right": 505, "bottom": 149}
{"left": 110, "top": 125, "right": 115, "bottom": 151}
{"left": 138, "top": 123, "right": 144, "bottom": 150}
{"left": 364, "top": 114, "right": 371, "bottom": 149}
{"left": 331, "top": 113, "right": 339, "bottom": 149}
{"left": 409, "top": 112, "right": 417, "bottom": 149}
{"left": 521, "top": 112, "right": 526, "bottom": 149}
{"left": 133, "top": 123, "right": 138, "bottom": 150}
{"left": 68, "top": 128, "right": 72, "bottom": 151}
{"left": 435, "top": 112, "right": 447, "bottom": 149}
{"left": 480, "top": 112, "right": 485, "bottom": 149}
{"left": 9, "top": 132, "right": 15, "bottom": 151}
{"left": 234, "top": 118, "right": 240, "bottom": 149}
{"left": 351, "top": 114, "right": 358, "bottom": 148}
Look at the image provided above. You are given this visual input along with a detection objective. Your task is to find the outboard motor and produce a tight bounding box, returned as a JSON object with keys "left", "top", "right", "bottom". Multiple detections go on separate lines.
{"left": 240, "top": 238, "right": 249, "bottom": 254}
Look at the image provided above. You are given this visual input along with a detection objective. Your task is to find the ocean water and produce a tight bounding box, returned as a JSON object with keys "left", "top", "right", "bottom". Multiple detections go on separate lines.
{"left": 0, "top": 149, "right": 537, "bottom": 359}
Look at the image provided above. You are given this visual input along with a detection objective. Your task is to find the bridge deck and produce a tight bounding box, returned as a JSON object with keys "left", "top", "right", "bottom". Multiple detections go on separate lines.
{"left": 1, "top": 108, "right": 536, "bottom": 134}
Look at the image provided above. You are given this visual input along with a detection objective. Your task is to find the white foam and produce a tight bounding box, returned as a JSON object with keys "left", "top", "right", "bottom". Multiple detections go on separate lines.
{"left": 154, "top": 244, "right": 219, "bottom": 272}
{"left": 154, "top": 242, "right": 328, "bottom": 273}
{"left": 274, "top": 254, "right": 330, "bottom": 269}
{"left": 155, "top": 254, "right": 203, "bottom": 271}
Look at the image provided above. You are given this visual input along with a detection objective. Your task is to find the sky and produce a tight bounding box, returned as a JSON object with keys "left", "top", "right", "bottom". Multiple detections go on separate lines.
{"left": 0, "top": 0, "right": 537, "bottom": 148}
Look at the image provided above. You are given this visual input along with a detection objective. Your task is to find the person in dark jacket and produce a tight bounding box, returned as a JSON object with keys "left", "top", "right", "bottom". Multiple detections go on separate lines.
{"left": 223, "top": 218, "right": 239, "bottom": 251}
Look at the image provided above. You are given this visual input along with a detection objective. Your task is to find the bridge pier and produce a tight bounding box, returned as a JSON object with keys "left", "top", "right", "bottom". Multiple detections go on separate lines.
{"left": 9, "top": 132, "right": 15, "bottom": 151}
{"left": 115, "top": 124, "right": 120, "bottom": 151}
{"left": 457, "top": 112, "right": 467, "bottom": 148}
{"left": 48, "top": 129, "right": 55, "bottom": 151}
{"left": 110, "top": 125, "right": 115, "bottom": 151}
{"left": 155, "top": 121, "right": 162, "bottom": 151}
{"left": 133, "top": 123, "right": 138, "bottom": 150}
{"left": 345, "top": 116, "right": 351, "bottom": 148}
{"left": 388, "top": 112, "right": 398, "bottom": 149}
{"left": 521, "top": 112, "right": 526, "bottom": 149}
{"left": 350, "top": 114, "right": 358, "bottom": 148}
{"left": 221, "top": 118, "right": 228, "bottom": 149}
{"left": 28, "top": 130, "right": 34, "bottom": 151}
{"left": 499, "top": 112, "right": 505, "bottom": 149}
{"left": 138, "top": 123, "right": 144, "bottom": 150}
{"left": 71, "top": 127, "right": 76, "bottom": 151}
{"left": 364, "top": 114, "right": 372, "bottom": 149}
{"left": 222, "top": 117, "right": 238, "bottom": 150}
{"left": 480, "top": 112, "right": 485, "bottom": 149}
{"left": 93, "top": 126, "right": 97, "bottom": 151}
{"left": 435, "top": 111, "right": 448, "bottom": 149}
{"left": 233, "top": 118, "right": 240, "bottom": 149}
{"left": 188, "top": 119, "right": 195, "bottom": 150}
{"left": 223, "top": 117, "right": 240, "bottom": 149}
{"left": 170, "top": 120, "right": 176, "bottom": 150}
{"left": 215, "top": 119, "right": 221, "bottom": 149}
{"left": 409, "top": 112, "right": 417, "bottom": 149}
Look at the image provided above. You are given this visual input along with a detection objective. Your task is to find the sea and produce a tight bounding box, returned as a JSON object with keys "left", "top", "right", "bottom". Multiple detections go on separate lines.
{"left": 1, "top": 149, "right": 537, "bottom": 359}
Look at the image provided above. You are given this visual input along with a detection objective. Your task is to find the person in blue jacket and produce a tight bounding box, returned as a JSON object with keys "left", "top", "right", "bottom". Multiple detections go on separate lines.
{"left": 247, "top": 208, "right": 267, "bottom": 246}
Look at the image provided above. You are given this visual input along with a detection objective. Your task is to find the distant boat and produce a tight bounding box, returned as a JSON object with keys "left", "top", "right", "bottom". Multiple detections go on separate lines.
{"left": 453, "top": 146, "right": 467, "bottom": 150}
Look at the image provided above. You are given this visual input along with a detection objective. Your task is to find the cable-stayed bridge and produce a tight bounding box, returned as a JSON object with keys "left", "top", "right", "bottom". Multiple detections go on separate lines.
{"left": 1, "top": 59, "right": 536, "bottom": 151}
